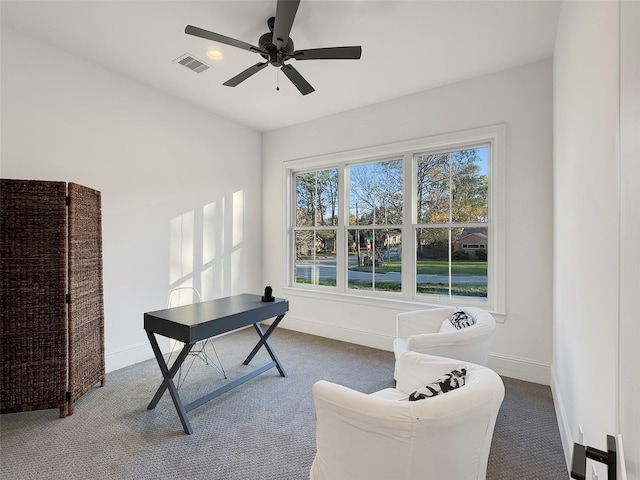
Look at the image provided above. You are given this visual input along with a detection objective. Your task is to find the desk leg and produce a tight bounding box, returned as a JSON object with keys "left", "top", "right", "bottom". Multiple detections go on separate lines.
{"left": 243, "top": 314, "right": 287, "bottom": 377}
{"left": 146, "top": 331, "right": 195, "bottom": 434}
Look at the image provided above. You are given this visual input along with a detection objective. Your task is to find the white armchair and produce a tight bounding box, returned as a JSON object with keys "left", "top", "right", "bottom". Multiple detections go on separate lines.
{"left": 393, "top": 307, "right": 496, "bottom": 376}
{"left": 310, "top": 352, "right": 505, "bottom": 480}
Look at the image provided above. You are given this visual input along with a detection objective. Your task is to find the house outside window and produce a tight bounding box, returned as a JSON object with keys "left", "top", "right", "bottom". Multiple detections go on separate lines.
{"left": 286, "top": 125, "right": 505, "bottom": 312}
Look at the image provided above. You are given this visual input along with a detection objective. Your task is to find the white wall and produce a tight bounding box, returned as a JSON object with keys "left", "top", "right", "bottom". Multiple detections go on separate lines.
{"left": 552, "top": 0, "right": 620, "bottom": 475}
{"left": 619, "top": 1, "right": 640, "bottom": 476}
{"left": 0, "top": 28, "right": 263, "bottom": 371}
{"left": 262, "top": 59, "right": 554, "bottom": 384}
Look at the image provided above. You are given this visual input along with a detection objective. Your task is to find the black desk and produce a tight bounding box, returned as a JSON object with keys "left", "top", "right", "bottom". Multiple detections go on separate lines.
{"left": 144, "top": 293, "right": 289, "bottom": 434}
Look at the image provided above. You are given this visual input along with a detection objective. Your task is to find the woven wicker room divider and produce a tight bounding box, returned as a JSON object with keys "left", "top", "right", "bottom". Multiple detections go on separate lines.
{"left": 1, "top": 179, "right": 105, "bottom": 417}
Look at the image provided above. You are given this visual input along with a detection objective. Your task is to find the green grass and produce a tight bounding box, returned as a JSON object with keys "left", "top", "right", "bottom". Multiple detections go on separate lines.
{"left": 347, "top": 282, "right": 402, "bottom": 292}
{"left": 416, "top": 283, "right": 487, "bottom": 297}
{"left": 349, "top": 259, "right": 487, "bottom": 276}
{"left": 346, "top": 281, "right": 486, "bottom": 297}
{"left": 295, "top": 279, "right": 337, "bottom": 287}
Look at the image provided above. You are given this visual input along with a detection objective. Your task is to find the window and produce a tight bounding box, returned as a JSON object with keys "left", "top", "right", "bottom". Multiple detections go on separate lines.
{"left": 293, "top": 169, "right": 338, "bottom": 287}
{"left": 348, "top": 159, "right": 403, "bottom": 292}
{"left": 287, "top": 125, "right": 505, "bottom": 312}
{"left": 415, "top": 147, "right": 489, "bottom": 300}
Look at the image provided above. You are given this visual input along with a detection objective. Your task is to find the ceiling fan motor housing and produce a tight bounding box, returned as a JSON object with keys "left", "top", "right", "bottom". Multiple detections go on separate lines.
{"left": 259, "top": 31, "right": 294, "bottom": 67}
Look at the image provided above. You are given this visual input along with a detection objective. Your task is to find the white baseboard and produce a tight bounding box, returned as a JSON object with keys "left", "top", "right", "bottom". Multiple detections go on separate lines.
{"left": 487, "top": 352, "right": 551, "bottom": 385}
{"left": 105, "top": 327, "right": 252, "bottom": 373}
{"left": 617, "top": 434, "right": 628, "bottom": 480}
{"left": 550, "top": 367, "right": 575, "bottom": 477}
{"left": 279, "top": 315, "right": 395, "bottom": 352}
{"left": 280, "top": 315, "right": 551, "bottom": 385}
{"left": 105, "top": 342, "right": 155, "bottom": 373}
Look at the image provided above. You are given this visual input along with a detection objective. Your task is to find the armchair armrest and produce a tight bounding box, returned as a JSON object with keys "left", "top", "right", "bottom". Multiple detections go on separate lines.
{"left": 311, "top": 380, "right": 418, "bottom": 480}
{"left": 396, "top": 307, "right": 455, "bottom": 338}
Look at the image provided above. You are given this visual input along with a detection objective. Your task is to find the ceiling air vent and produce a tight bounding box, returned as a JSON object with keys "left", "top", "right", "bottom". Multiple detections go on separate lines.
{"left": 174, "top": 54, "right": 211, "bottom": 74}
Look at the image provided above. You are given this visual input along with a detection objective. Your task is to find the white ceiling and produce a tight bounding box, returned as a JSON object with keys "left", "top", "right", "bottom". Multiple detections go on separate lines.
{"left": 1, "top": 0, "right": 561, "bottom": 132}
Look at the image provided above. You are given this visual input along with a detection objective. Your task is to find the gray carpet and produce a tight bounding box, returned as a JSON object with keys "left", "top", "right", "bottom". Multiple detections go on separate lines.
{"left": 0, "top": 328, "right": 568, "bottom": 479}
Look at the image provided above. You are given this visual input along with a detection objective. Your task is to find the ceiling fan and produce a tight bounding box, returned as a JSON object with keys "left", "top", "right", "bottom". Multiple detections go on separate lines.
{"left": 185, "top": 0, "right": 362, "bottom": 95}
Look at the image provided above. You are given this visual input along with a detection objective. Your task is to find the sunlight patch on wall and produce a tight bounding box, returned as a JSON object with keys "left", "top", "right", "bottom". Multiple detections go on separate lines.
{"left": 231, "top": 248, "right": 242, "bottom": 292}
{"left": 200, "top": 265, "right": 216, "bottom": 300}
{"left": 233, "top": 190, "right": 244, "bottom": 248}
{"left": 169, "top": 190, "right": 247, "bottom": 301}
{"left": 203, "top": 199, "right": 222, "bottom": 264}
{"left": 169, "top": 210, "right": 195, "bottom": 284}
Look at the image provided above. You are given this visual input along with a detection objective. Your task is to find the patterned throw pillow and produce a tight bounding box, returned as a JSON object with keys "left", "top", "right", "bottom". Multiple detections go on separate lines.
{"left": 408, "top": 368, "right": 467, "bottom": 401}
{"left": 449, "top": 309, "right": 475, "bottom": 329}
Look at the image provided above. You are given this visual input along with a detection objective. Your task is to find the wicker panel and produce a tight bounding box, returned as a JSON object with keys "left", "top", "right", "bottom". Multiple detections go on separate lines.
{"left": 0, "top": 179, "right": 68, "bottom": 414}
{"left": 67, "top": 183, "right": 105, "bottom": 414}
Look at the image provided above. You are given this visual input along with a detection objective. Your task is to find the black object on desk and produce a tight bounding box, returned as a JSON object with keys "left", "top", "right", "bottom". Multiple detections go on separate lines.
{"left": 144, "top": 293, "right": 289, "bottom": 434}
{"left": 262, "top": 285, "right": 274, "bottom": 302}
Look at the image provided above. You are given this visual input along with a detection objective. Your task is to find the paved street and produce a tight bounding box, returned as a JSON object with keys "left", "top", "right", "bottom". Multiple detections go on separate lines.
{"left": 295, "top": 257, "right": 487, "bottom": 286}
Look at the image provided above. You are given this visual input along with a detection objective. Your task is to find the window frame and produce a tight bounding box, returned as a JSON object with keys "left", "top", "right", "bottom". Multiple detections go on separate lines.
{"left": 284, "top": 124, "right": 506, "bottom": 313}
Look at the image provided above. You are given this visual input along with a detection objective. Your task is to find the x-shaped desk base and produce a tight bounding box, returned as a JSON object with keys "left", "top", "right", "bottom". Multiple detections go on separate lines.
{"left": 144, "top": 294, "right": 288, "bottom": 434}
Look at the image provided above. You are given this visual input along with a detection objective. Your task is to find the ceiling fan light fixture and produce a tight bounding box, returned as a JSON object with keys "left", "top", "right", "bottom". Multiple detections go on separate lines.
{"left": 207, "top": 48, "right": 223, "bottom": 60}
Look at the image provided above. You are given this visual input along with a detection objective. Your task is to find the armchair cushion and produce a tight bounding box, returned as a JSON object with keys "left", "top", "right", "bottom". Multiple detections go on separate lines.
{"left": 408, "top": 368, "right": 467, "bottom": 401}
{"left": 438, "top": 318, "right": 458, "bottom": 333}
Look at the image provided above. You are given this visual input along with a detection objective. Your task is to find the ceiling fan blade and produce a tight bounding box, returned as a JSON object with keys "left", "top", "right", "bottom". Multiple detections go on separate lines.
{"left": 281, "top": 64, "right": 314, "bottom": 95}
{"left": 223, "top": 62, "right": 269, "bottom": 87}
{"left": 185, "top": 25, "right": 262, "bottom": 53}
{"left": 294, "top": 46, "right": 362, "bottom": 61}
{"left": 273, "top": 0, "right": 300, "bottom": 49}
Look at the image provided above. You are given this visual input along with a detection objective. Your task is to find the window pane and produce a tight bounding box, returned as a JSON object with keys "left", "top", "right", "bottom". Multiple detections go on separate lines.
{"left": 348, "top": 228, "right": 402, "bottom": 292}
{"left": 416, "top": 153, "right": 451, "bottom": 224}
{"left": 452, "top": 227, "right": 487, "bottom": 299}
{"left": 416, "top": 227, "right": 488, "bottom": 300}
{"left": 295, "top": 169, "right": 339, "bottom": 227}
{"left": 416, "top": 227, "right": 450, "bottom": 296}
{"left": 295, "top": 230, "right": 337, "bottom": 286}
{"left": 349, "top": 160, "right": 402, "bottom": 226}
{"left": 348, "top": 228, "right": 373, "bottom": 289}
{"left": 451, "top": 147, "right": 488, "bottom": 223}
{"left": 416, "top": 147, "right": 489, "bottom": 224}
{"left": 295, "top": 230, "right": 314, "bottom": 282}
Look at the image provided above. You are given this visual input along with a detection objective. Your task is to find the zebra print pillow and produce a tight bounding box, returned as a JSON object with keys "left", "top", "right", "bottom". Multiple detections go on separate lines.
{"left": 450, "top": 310, "right": 475, "bottom": 329}
{"left": 408, "top": 368, "right": 467, "bottom": 401}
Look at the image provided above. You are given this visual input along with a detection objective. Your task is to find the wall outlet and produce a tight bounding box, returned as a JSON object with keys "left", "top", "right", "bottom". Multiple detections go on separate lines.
{"left": 578, "top": 424, "right": 584, "bottom": 444}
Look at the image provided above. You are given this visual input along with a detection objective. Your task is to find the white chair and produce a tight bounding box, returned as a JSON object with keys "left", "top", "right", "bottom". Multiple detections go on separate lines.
{"left": 393, "top": 306, "right": 496, "bottom": 377}
{"left": 310, "top": 352, "right": 505, "bottom": 480}
{"left": 166, "top": 287, "right": 226, "bottom": 388}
